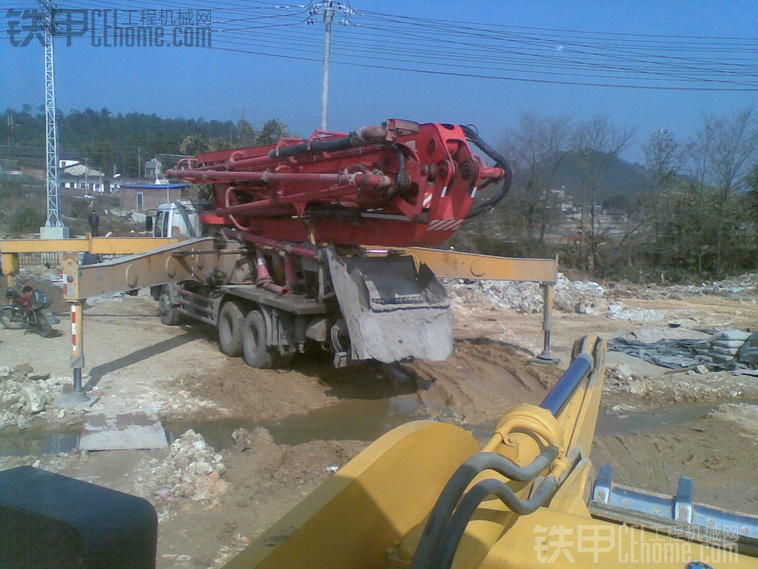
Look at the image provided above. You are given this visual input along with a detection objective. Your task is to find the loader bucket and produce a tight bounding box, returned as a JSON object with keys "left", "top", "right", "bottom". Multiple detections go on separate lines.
{"left": 324, "top": 247, "right": 453, "bottom": 363}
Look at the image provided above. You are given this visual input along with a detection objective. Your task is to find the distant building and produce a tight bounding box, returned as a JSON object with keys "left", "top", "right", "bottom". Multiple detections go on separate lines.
{"left": 119, "top": 183, "right": 189, "bottom": 212}
{"left": 59, "top": 159, "right": 110, "bottom": 193}
{"left": 144, "top": 154, "right": 190, "bottom": 183}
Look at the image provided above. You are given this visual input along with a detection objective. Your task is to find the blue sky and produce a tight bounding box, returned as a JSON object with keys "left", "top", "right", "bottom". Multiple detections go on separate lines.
{"left": 1, "top": 0, "right": 756, "bottom": 163}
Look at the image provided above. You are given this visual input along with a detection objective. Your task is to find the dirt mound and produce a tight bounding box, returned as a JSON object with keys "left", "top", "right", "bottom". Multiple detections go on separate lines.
{"left": 402, "top": 339, "right": 563, "bottom": 425}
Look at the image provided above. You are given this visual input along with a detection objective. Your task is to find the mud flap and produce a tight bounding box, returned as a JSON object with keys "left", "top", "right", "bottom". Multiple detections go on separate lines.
{"left": 324, "top": 247, "right": 452, "bottom": 363}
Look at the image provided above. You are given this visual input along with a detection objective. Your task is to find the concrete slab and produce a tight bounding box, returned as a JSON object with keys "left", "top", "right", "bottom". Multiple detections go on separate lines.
{"left": 79, "top": 409, "right": 167, "bottom": 451}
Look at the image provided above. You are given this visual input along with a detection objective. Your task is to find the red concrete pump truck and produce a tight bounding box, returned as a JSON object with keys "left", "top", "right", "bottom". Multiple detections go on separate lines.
{"left": 62, "top": 119, "right": 557, "bottom": 379}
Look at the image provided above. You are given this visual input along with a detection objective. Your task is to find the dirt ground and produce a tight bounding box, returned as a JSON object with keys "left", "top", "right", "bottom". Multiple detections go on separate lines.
{"left": 0, "top": 271, "right": 756, "bottom": 568}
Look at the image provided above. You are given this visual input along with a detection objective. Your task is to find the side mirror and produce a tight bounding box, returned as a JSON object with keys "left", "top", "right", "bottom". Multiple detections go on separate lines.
{"left": 145, "top": 215, "right": 153, "bottom": 232}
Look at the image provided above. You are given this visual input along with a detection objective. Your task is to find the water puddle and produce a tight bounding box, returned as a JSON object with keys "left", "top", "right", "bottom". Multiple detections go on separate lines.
{"left": 0, "top": 394, "right": 425, "bottom": 457}
{"left": 167, "top": 394, "right": 426, "bottom": 449}
{"left": 7, "top": 395, "right": 751, "bottom": 457}
{"left": 0, "top": 429, "right": 80, "bottom": 457}
{"left": 596, "top": 399, "right": 758, "bottom": 435}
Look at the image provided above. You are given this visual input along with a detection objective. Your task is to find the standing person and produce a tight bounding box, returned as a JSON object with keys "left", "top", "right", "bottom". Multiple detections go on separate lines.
{"left": 88, "top": 209, "right": 100, "bottom": 236}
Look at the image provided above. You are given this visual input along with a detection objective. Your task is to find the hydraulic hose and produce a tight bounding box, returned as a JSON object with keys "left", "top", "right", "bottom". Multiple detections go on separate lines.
{"left": 461, "top": 125, "right": 513, "bottom": 220}
{"left": 410, "top": 447, "right": 559, "bottom": 569}
{"left": 437, "top": 476, "right": 560, "bottom": 569}
{"left": 267, "top": 125, "right": 386, "bottom": 159}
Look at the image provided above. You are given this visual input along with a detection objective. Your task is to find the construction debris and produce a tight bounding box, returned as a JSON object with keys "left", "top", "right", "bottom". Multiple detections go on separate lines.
{"left": 0, "top": 365, "right": 68, "bottom": 430}
{"left": 604, "top": 363, "right": 758, "bottom": 404}
{"left": 135, "top": 429, "right": 229, "bottom": 506}
{"left": 447, "top": 273, "right": 607, "bottom": 315}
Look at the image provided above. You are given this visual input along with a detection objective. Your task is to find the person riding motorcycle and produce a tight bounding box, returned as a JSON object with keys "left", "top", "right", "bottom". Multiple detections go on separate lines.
{"left": 18, "top": 285, "right": 47, "bottom": 313}
{"left": 5, "top": 285, "right": 59, "bottom": 336}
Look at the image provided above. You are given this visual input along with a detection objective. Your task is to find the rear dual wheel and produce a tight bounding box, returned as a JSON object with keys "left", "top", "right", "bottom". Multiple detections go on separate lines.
{"left": 240, "top": 309, "right": 294, "bottom": 369}
{"left": 218, "top": 301, "right": 244, "bottom": 357}
{"left": 241, "top": 310, "right": 276, "bottom": 369}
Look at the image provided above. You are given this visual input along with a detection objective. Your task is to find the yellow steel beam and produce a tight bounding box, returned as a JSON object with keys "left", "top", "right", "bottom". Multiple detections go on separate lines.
{"left": 394, "top": 247, "right": 558, "bottom": 283}
{"left": 0, "top": 237, "right": 181, "bottom": 254}
{"left": 62, "top": 237, "right": 217, "bottom": 300}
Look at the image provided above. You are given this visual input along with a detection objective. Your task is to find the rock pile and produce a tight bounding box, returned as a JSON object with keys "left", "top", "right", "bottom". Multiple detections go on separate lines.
{"left": 136, "top": 429, "right": 229, "bottom": 504}
{"left": 604, "top": 363, "right": 649, "bottom": 396}
{"left": 666, "top": 273, "right": 757, "bottom": 299}
{"left": 0, "top": 364, "right": 63, "bottom": 430}
{"left": 607, "top": 303, "right": 666, "bottom": 322}
{"left": 447, "top": 273, "right": 608, "bottom": 315}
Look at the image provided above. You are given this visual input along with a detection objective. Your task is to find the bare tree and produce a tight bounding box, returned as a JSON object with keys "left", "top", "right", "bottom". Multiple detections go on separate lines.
{"left": 501, "top": 113, "right": 573, "bottom": 252}
{"left": 572, "top": 116, "right": 634, "bottom": 273}
{"left": 686, "top": 108, "right": 757, "bottom": 275}
{"left": 643, "top": 128, "right": 682, "bottom": 253}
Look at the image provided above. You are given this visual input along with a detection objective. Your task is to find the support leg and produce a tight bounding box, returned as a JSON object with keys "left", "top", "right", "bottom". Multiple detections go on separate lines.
{"left": 55, "top": 300, "right": 98, "bottom": 407}
{"left": 534, "top": 282, "right": 560, "bottom": 365}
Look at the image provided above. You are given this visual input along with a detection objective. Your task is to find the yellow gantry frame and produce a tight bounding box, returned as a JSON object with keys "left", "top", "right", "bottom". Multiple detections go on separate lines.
{"left": 398, "top": 247, "right": 558, "bottom": 283}
{"left": 0, "top": 237, "right": 181, "bottom": 287}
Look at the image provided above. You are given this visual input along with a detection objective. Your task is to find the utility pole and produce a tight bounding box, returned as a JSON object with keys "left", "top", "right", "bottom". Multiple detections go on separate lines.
{"left": 38, "top": 0, "right": 68, "bottom": 238}
{"left": 320, "top": 1, "right": 334, "bottom": 131}
{"left": 308, "top": 1, "right": 353, "bottom": 131}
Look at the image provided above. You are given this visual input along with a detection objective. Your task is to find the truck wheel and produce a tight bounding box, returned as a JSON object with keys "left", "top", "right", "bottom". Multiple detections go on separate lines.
{"left": 158, "top": 291, "right": 183, "bottom": 326}
{"left": 218, "top": 301, "right": 244, "bottom": 357}
{"left": 241, "top": 310, "right": 276, "bottom": 369}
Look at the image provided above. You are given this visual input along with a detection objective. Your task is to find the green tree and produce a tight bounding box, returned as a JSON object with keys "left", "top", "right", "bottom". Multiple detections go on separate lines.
{"left": 237, "top": 119, "right": 256, "bottom": 146}
{"left": 179, "top": 134, "right": 210, "bottom": 155}
{"left": 256, "top": 119, "right": 288, "bottom": 145}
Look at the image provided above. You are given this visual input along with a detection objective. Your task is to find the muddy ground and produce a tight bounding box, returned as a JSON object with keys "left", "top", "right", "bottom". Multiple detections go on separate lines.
{"left": 0, "top": 272, "right": 756, "bottom": 568}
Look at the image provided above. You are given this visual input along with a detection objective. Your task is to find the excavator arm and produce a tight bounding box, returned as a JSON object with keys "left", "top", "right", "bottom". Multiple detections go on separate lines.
{"left": 222, "top": 336, "right": 758, "bottom": 569}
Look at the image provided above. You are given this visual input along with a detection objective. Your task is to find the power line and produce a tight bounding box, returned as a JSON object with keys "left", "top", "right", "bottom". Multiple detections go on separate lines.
{"left": 1, "top": 1, "right": 755, "bottom": 92}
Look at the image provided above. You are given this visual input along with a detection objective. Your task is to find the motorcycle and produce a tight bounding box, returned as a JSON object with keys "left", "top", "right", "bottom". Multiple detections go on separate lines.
{"left": 0, "top": 288, "right": 59, "bottom": 338}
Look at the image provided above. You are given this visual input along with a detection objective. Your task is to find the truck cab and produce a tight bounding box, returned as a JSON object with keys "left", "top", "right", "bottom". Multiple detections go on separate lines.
{"left": 151, "top": 200, "right": 212, "bottom": 239}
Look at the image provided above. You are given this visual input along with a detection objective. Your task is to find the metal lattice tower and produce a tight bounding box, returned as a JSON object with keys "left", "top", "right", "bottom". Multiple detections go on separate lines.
{"left": 38, "top": 0, "right": 63, "bottom": 228}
